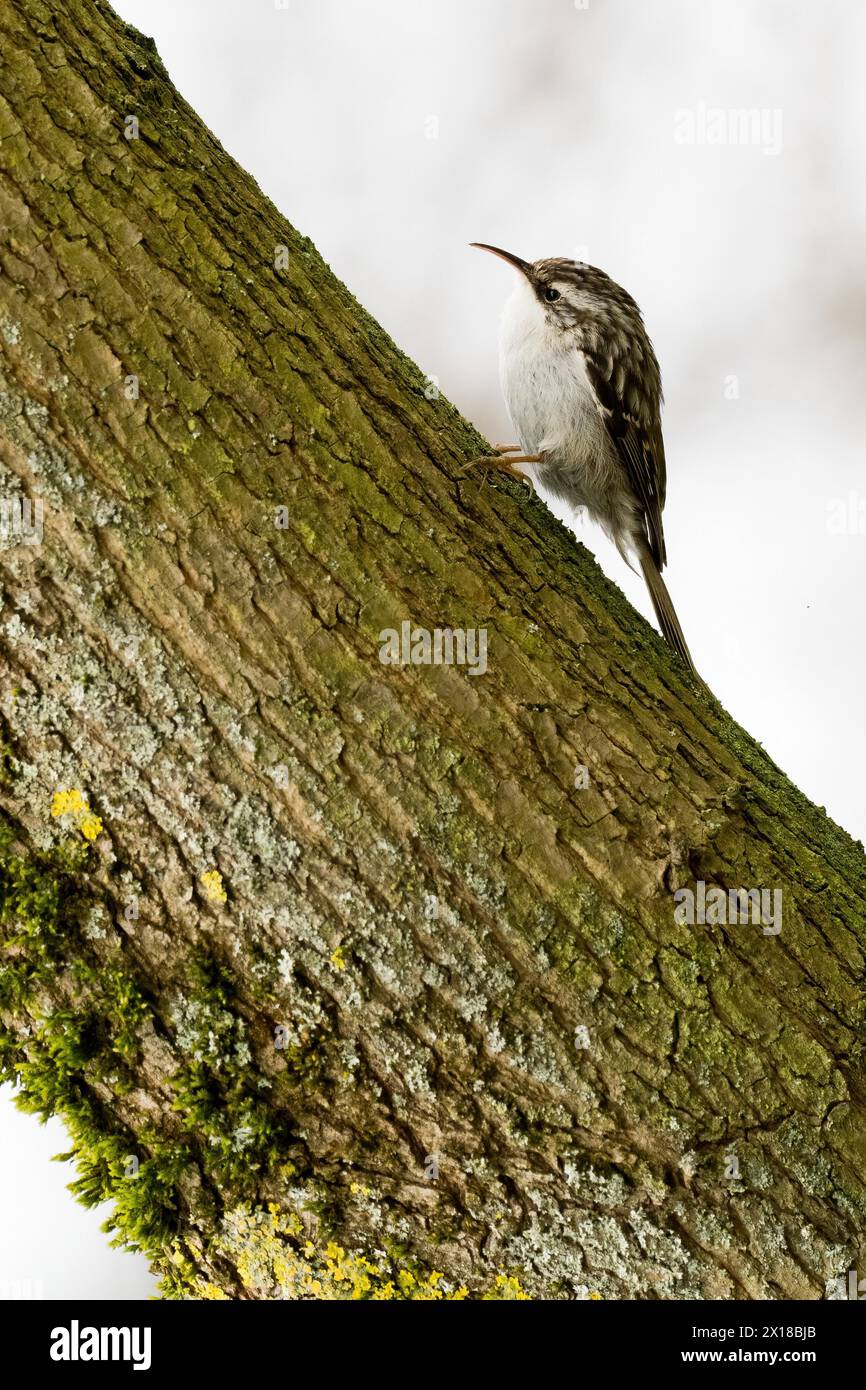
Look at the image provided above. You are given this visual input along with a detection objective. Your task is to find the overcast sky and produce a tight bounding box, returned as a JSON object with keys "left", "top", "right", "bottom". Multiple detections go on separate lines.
{"left": 4, "top": 0, "right": 863, "bottom": 1301}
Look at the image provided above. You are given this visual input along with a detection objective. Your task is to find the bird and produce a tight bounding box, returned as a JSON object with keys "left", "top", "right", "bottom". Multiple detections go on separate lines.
{"left": 469, "top": 242, "right": 696, "bottom": 674}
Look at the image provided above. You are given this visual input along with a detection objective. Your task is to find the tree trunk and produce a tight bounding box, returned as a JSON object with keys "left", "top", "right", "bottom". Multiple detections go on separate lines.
{"left": 1, "top": 0, "right": 864, "bottom": 1301}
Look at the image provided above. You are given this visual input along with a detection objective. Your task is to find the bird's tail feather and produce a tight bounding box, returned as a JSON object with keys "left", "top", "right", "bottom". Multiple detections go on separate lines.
{"left": 638, "top": 545, "right": 697, "bottom": 675}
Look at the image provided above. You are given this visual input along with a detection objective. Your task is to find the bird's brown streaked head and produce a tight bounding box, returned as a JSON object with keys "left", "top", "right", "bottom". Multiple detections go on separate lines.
{"left": 472, "top": 243, "right": 646, "bottom": 325}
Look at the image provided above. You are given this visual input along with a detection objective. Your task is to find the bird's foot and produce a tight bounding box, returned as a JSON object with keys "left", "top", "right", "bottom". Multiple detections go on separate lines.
{"left": 460, "top": 447, "right": 540, "bottom": 491}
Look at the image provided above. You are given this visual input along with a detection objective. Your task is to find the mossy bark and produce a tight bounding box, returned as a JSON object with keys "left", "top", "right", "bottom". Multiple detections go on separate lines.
{"left": 0, "top": 0, "right": 864, "bottom": 1301}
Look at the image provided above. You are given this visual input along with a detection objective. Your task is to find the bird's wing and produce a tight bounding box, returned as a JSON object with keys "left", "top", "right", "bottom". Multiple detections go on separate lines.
{"left": 584, "top": 351, "right": 668, "bottom": 569}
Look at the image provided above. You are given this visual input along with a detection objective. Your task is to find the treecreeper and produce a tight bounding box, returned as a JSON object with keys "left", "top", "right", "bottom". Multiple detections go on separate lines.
{"left": 469, "top": 242, "right": 696, "bottom": 675}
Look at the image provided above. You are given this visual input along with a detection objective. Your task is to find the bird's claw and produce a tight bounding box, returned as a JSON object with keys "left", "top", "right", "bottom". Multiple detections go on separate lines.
{"left": 460, "top": 449, "right": 538, "bottom": 492}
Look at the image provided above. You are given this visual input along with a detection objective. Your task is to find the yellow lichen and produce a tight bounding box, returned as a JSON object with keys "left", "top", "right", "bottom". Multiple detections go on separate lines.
{"left": 197, "top": 1282, "right": 230, "bottom": 1301}
{"left": 51, "top": 788, "right": 103, "bottom": 842}
{"left": 329, "top": 946, "right": 347, "bottom": 971}
{"left": 51, "top": 789, "right": 86, "bottom": 818}
{"left": 203, "top": 1205, "right": 525, "bottom": 1301}
{"left": 79, "top": 813, "right": 103, "bottom": 842}
{"left": 200, "top": 870, "right": 227, "bottom": 904}
{"left": 481, "top": 1273, "right": 531, "bottom": 1301}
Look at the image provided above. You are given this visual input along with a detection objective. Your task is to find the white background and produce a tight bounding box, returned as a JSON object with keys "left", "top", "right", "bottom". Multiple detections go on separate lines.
{"left": 2, "top": 0, "right": 863, "bottom": 1300}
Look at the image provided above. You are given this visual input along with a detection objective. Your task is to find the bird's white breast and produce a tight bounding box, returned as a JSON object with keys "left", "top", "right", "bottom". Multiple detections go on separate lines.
{"left": 497, "top": 275, "right": 610, "bottom": 494}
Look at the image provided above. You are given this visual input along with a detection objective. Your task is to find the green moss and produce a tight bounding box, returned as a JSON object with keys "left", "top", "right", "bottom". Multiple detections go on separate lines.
{"left": 0, "top": 787, "right": 187, "bottom": 1273}
{"left": 170, "top": 1062, "right": 285, "bottom": 1186}
{"left": 0, "top": 814, "right": 90, "bottom": 1005}
{"left": 167, "top": 953, "right": 296, "bottom": 1186}
{"left": 63, "top": 1125, "right": 190, "bottom": 1254}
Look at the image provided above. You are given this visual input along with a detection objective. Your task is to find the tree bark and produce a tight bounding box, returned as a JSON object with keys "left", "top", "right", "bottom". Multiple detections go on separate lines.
{"left": 0, "top": 0, "right": 864, "bottom": 1301}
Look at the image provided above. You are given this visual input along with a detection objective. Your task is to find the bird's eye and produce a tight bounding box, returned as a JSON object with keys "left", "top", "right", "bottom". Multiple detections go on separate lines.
{"left": 543, "top": 286, "right": 561, "bottom": 302}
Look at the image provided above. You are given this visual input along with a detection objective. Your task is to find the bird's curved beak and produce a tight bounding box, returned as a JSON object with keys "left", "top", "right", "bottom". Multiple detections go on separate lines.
{"left": 470, "top": 243, "right": 533, "bottom": 278}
